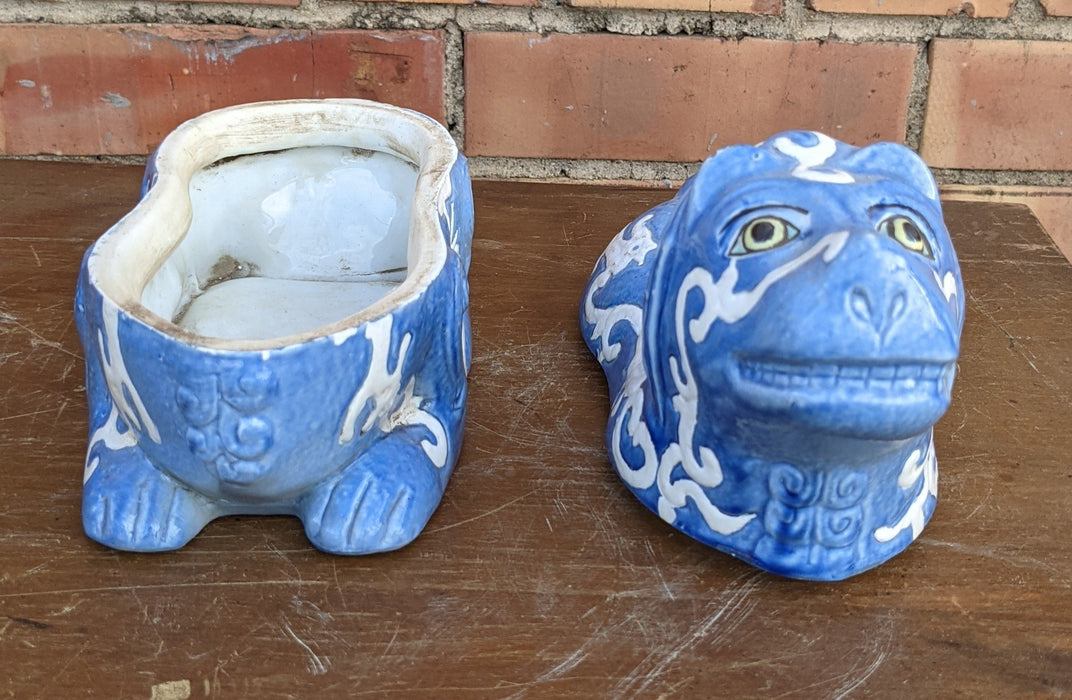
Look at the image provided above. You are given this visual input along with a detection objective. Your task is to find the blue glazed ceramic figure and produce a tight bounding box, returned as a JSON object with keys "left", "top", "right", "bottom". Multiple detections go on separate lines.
{"left": 580, "top": 131, "right": 963, "bottom": 580}
{"left": 75, "top": 100, "right": 473, "bottom": 554}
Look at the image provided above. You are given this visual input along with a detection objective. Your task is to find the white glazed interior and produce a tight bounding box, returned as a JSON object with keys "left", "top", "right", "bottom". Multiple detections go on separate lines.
{"left": 87, "top": 99, "right": 457, "bottom": 350}
{"left": 142, "top": 146, "right": 417, "bottom": 340}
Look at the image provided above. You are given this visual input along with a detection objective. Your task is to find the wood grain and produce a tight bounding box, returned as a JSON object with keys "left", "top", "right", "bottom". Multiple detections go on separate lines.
{"left": 1, "top": 163, "right": 1070, "bottom": 697}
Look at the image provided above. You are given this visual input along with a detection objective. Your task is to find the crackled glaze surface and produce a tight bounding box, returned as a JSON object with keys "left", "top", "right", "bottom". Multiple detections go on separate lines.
{"left": 580, "top": 131, "right": 963, "bottom": 580}
{"left": 75, "top": 100, "right": 474, "bottom": 554}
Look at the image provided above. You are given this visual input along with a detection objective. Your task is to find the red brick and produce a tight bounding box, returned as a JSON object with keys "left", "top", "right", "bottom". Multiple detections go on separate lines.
{"left": 326, "top": 0, "right": 537, "bottom": 7}
{"left": 920, "top": 39, "right": 1072, "bottom": 171}
{"left": 465, "top": 33, "right": 916, "bottom": 161}
{"left": 324, "top": 0, "right": 468, "bottom": 4}
{"left": 0, "top": 24, "right": 445, "bottom": 156}
{"left": 809, "top": 0, "right": 1011, "bottom": 16}
{"left": 566, "top": 0, "right": 780, "bottom": 14}
{"left": 1041, "top": 0, "right": 1072, "bottom": 15}
{"left": 140, "top": 0, "right": 301, "bottom": 5}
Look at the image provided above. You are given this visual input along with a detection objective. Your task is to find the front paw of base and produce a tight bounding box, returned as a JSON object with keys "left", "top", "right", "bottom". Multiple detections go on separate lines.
{"left": 83, "top": 448, "right": 216, "bottom": 552}
{"left": 298, "top": 441, "right": 445, "bottom": 555}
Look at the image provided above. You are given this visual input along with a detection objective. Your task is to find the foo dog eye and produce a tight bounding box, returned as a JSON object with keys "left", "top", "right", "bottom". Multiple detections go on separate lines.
{"left": 730, "top": 216, "right": 800, "bottom": 256}
{"left": 880, "top": 215, "right": 933, "bottom": 259}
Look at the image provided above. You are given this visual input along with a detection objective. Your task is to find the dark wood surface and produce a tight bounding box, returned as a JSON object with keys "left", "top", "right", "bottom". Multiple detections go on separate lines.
{"left": 1, "top": 161, "right": 1070, "bottom": 698}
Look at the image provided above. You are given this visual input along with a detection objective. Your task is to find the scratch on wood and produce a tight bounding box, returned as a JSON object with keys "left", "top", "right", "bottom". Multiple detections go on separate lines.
{"left": 127, "top": 586, "right": 167, "bottom": 658}
{"left": 43, "top": 639, "right": 90, "bottom": 693}
{"left": 381, "top": 621, "right": 401, "bottom": 659}
{"left": 0, "top": 406, "right": 65, "bottom": 423}
{"left": 208, "top": 648, "right": 244, "bottom": 695}
{"left": 425, "top": 487, "right": 539, "bottom": 535}
{"left": 644, "top": 539, "right": 675, "bottom": 601}
{"left": 616, "top": 572, "right": 763, "bottom": 696}
{"left": 282, "top": 622, "right": 330, "bottom": 675}
{"left": 829, "top": 620, "right": 894, "bottom": 699}
{"left": 919, "top": 537, "right": 1064, "bottom": 577}
{"left": 542, "top": 646, "right": 588, "bottom": 679}
{"left": 0, "top": 579, "right": 331, "bottom": 600}
{"left": 766, "top": 618, "right": 892, "bottom": 699}
{"left": 526, "top": 647, "right": 589, "bottom": 695}
{"left": 290, "top": 596, "right": 332, "bottom": 624}
{"left": 2, "top": 315, "right": 81, "bottom": 359}
{"left": 966, "top": 289, "right": 1070, "bottom": 407}
{"left": 267, "top": 541, "right": 304, "bottom": 584}
{"left": 962, "top": 481, "right": 992, "bottom": 521}
{"left": 330, "top": 558, "right": 343, "bottom": 597}
{"left": 18, "top": 561, "right": 50, "bottom": 578}
{"left": 503, "top": 644, "right": 591, "bottom": 698}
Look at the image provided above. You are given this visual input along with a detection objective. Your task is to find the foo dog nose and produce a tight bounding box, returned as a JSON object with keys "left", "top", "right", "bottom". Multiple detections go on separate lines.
{"left": 848, "top": 285, "right": 907, "bottom": 339}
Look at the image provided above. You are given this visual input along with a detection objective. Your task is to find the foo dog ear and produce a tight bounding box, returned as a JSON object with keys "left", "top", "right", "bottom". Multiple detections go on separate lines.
{"left": 839, "top": 142, "right": 940, "bottom": 204}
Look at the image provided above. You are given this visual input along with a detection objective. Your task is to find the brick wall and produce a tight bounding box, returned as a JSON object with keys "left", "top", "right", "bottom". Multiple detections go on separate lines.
{"left": 1, "top": 0, "right": 1071, "bottom": 186}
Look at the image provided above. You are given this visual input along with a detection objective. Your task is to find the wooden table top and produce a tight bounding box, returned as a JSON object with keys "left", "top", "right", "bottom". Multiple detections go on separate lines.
{"left": 1, "top": 161, "right": 1070, "bottom": 698}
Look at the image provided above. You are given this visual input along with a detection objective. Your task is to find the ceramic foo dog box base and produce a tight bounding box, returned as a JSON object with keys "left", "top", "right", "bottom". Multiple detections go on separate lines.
{"left": 581, "top": 131, "right": 963, "bottom": 580}
{"left": 75, "top": 99, "right": 473, "bottom": 554}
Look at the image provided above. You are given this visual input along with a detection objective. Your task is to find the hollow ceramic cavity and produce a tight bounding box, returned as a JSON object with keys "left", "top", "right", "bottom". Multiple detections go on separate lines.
{"left": 142, "top": 146, "right": 416, "bottom": 341}
{"left": 580, "top": 131, "right": 964, "bottom": 581}
{"left": 75, "top": 100, "right": 474, "bottom": 554}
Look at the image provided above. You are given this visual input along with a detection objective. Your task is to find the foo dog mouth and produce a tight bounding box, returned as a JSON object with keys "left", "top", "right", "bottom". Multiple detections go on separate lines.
{"left": 735, "top": 357, "right": 953, "bottom": 393}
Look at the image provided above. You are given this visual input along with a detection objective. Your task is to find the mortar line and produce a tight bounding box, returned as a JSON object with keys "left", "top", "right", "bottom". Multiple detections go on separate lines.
{"left": 904, "top": 38, "right": 933, "bottom": 152}
{"left": 3, "top": 3, "right": 1072, "bottom": 42}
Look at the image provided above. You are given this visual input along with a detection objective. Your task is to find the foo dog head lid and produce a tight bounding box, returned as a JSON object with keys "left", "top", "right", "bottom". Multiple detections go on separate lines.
{"left": 581, "top": 131, "right": 964, "bottom": 580}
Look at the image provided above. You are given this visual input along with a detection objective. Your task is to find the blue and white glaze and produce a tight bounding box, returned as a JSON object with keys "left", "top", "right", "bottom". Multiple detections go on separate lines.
{"left": 75, "top": 100, "right": 473, "bottom": 554}
{"left": 580, "top": 131, "right": 963, "bottom": 580}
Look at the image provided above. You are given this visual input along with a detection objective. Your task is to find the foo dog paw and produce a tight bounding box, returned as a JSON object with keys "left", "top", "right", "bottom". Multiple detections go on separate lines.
{"left": 298, "top": 442, "right": 444, "bottom": 555}
{"left": 83, "top": 449, "right": 216, "bottom": 552}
